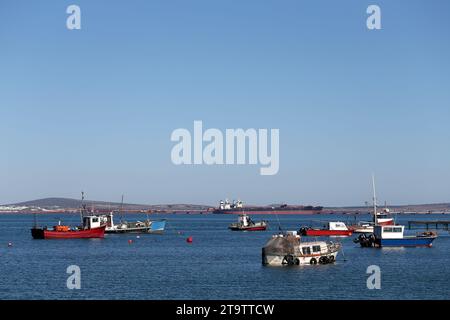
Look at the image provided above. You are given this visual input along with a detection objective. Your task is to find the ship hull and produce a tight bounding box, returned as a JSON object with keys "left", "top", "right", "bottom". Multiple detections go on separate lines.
{"left": 375, "top": 236, "right": 436, "bottom": 247}
{"left": 106, "top": 220, "right": 166, "bottom": 234}
{"left": 31, "top": 226, "right": 106, "bottom": 239}
{"left": 263, "top": 251, "right": 338, "bottom": 266}
{"left": 229, "top": 225, "right": 267, "bottom": 231}
{"left": 304, "top": 229, "right": 353, "bottom": 237}
{"left": 214, "top": 209, "right": 322, "bottom": 215}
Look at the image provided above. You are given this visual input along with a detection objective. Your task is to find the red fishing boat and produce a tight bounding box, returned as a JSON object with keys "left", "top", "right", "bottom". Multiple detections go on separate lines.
{"left": 31, "top": 216, "right": 106, "bottom": 239}
{"left": 31, "top": 192, "right": 106, "bottom": 239}
{"left": 299, "top": 222, "right": 353, "bottom": 237}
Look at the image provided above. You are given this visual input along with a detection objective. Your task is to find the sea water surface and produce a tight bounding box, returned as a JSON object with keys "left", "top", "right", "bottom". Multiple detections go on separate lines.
{"left": 0, "top": 213, "right": 448, "bottom": 300}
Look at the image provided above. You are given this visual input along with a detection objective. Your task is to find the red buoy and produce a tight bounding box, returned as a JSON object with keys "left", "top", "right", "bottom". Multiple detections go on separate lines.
{"left": 128, "top": 239, "right": 133, "bottom": 244}
{"left": 186, "top": 236, "right": 193, "bottom": 243}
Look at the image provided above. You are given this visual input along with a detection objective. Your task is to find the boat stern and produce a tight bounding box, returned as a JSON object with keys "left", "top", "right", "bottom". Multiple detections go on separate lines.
{"left": 31, "top": 228, "right": 45, "bottom": 239}
{"left": 149, "top": 220, "right": 166, "bottom": 234}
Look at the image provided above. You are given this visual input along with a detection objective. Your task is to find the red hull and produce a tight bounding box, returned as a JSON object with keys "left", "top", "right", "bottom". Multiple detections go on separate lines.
{"left": 32, "top": 226, "right": 106, "bottom": 239}
{"left": 305, "top": 229, "right": 353, "bottom": 236}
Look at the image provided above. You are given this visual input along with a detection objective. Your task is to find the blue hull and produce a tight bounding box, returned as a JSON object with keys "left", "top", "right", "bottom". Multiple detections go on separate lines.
{"left": 375, "top": 237, "right": 435, "bottom": 247}
{"left": 150, "top": 220, "right": 166, "bottom": 233}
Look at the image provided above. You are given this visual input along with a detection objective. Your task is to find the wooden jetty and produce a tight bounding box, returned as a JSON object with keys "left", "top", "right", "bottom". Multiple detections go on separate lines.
{"left": 407, "top": 220, "right": 450, "bottom": 230}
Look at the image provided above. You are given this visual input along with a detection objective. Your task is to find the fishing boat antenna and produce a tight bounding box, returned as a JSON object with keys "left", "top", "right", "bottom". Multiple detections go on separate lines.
{"left": 275, "top": 210, "right": 282, "bottom": 231}
{"left": 80, "top": 191, "right": 85, "bottom": 223}
{"left": 33, "top": 211, "right": 38, "bottom": 228}
{"left": 372, "top": 174, "right": 378, "bottom": 225}
{"left": 120, "top": 194, "right": 124, "bottom": 221}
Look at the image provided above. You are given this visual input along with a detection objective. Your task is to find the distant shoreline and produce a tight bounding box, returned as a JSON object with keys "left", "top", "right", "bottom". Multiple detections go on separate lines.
{"left": 2, "top": 197, "right": 450, "bottom": 215}
{"left": 1, "top": 210, "right": 449, "bottom": 215}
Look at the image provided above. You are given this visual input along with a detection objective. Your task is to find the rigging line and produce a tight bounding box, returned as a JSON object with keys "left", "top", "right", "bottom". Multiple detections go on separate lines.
{"left": 275, "top": 211, "right": 282, "bottom": 232}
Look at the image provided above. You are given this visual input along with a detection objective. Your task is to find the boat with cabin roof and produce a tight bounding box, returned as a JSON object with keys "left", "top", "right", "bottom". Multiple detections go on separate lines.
{"left": 262, "top": 231, "right": 341, "bottom": 266}
{"left": 299, "top": 221, "right": 353, "bottom": 237}
{"left": 353, "top": 176, "right": 438, "bottom": 247}
{"left": 31, "top": 192, "right": 106, "bottom": 239}
{"left": 228, "top": 214, "right": 268, "bottom": 231}
{"left": 99, "top": 212, "right": 166, "bottom": 234}
{"left": 96, "top": 195, "right": 167, "bottom": 234}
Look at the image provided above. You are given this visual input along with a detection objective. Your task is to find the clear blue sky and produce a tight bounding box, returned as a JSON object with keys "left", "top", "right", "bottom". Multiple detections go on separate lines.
{"left": 1, "top": 0, "right": 449, "bottom": 206}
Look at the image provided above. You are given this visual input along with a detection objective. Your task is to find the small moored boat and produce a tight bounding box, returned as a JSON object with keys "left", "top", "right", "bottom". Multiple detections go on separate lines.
{"left": 100, "top": 212, "right": 166, "bottom": 234}
{"left": 353, "top": 176, "right": 438, "bottom": 248}
{"left": 348, "top": 221, "right": 374, "bottom": 233}
{"left": 262, "top": 231, "right": 341, "bottom": 266}
{"left": 228, "top": 214, "right": 268, "bottom": 231}
{"left": 299, "top": 221, "right": 353, "bottom": 237}
{"left": 354, "top": 225, "right": 437, "bottom": 247}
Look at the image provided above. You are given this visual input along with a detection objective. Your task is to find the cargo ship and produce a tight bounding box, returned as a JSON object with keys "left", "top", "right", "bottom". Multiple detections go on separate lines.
{"left": 212, "top": 199, "right": 323, "bottom": 215}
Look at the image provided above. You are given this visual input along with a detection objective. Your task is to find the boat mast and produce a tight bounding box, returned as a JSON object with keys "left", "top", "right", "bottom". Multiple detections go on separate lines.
{"left": 33, "top": 211, "right": 38, "bottom": 228}
{"left": 80, "top": 191, "right": 85, "bottom": 223}
{"left": 120, "top": 194, "right": 124, "bottom": 221}
{"left": 372, "top": 174, "right": 378, "bottom": 225}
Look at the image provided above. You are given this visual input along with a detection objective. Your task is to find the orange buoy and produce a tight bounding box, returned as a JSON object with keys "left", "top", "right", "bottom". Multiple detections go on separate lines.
{"left": 186, "top": 236, "right": 193, "bottom": 243}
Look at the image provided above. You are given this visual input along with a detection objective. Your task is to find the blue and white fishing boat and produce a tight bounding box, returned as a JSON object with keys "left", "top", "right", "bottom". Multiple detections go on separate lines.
{"left": 97, "top": 196, "right": 167, "bottom": 234}
{"left": 354, "top": 176, "right": 437, "bottom": 248}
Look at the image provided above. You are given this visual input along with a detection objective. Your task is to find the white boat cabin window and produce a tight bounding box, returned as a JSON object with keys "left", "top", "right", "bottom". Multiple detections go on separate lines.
{"left": 302, "top": 247, "right": 311, "bottom": 255}
{"left": 312, "top": 245, "right": 321, "bottom": 253}
{"left": 383, "top": 227, "right": 403, "bottom": 233}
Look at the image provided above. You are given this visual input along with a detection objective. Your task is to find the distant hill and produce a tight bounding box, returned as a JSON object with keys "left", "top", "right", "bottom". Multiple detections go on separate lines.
{"left": 3, "top": 198, "right": 450, "bottom": 213}
{"left": 6, "top": 197, "right": 211, "bottom": 211}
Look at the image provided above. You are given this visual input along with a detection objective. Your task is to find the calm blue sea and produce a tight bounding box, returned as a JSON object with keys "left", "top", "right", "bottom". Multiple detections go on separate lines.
{"left": 0, "top": 213, "right": 448, "bottom": 300}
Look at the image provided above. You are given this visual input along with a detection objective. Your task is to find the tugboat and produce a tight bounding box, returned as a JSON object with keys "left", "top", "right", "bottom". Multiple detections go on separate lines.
{"left": 299, "top": 221, "right": 353, "bottom": 237}
{"left": 354, "top": 176, "right": 438, "bottom": 248}
{"left": 262, "top": 231, "right": 341, "bottom": 266}
{"left": 31, "top": 192, "right": 106, "bottom": 239}
{"left": 228, "top": 214, "right": 268, "bottom": 231}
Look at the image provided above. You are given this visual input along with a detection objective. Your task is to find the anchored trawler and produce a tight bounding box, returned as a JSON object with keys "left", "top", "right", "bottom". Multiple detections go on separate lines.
{"left": 31, "top": 192, "right": 106, "bottom": 239}
{"left": 213, "top": 199, "right": 323, "bottom": 215}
